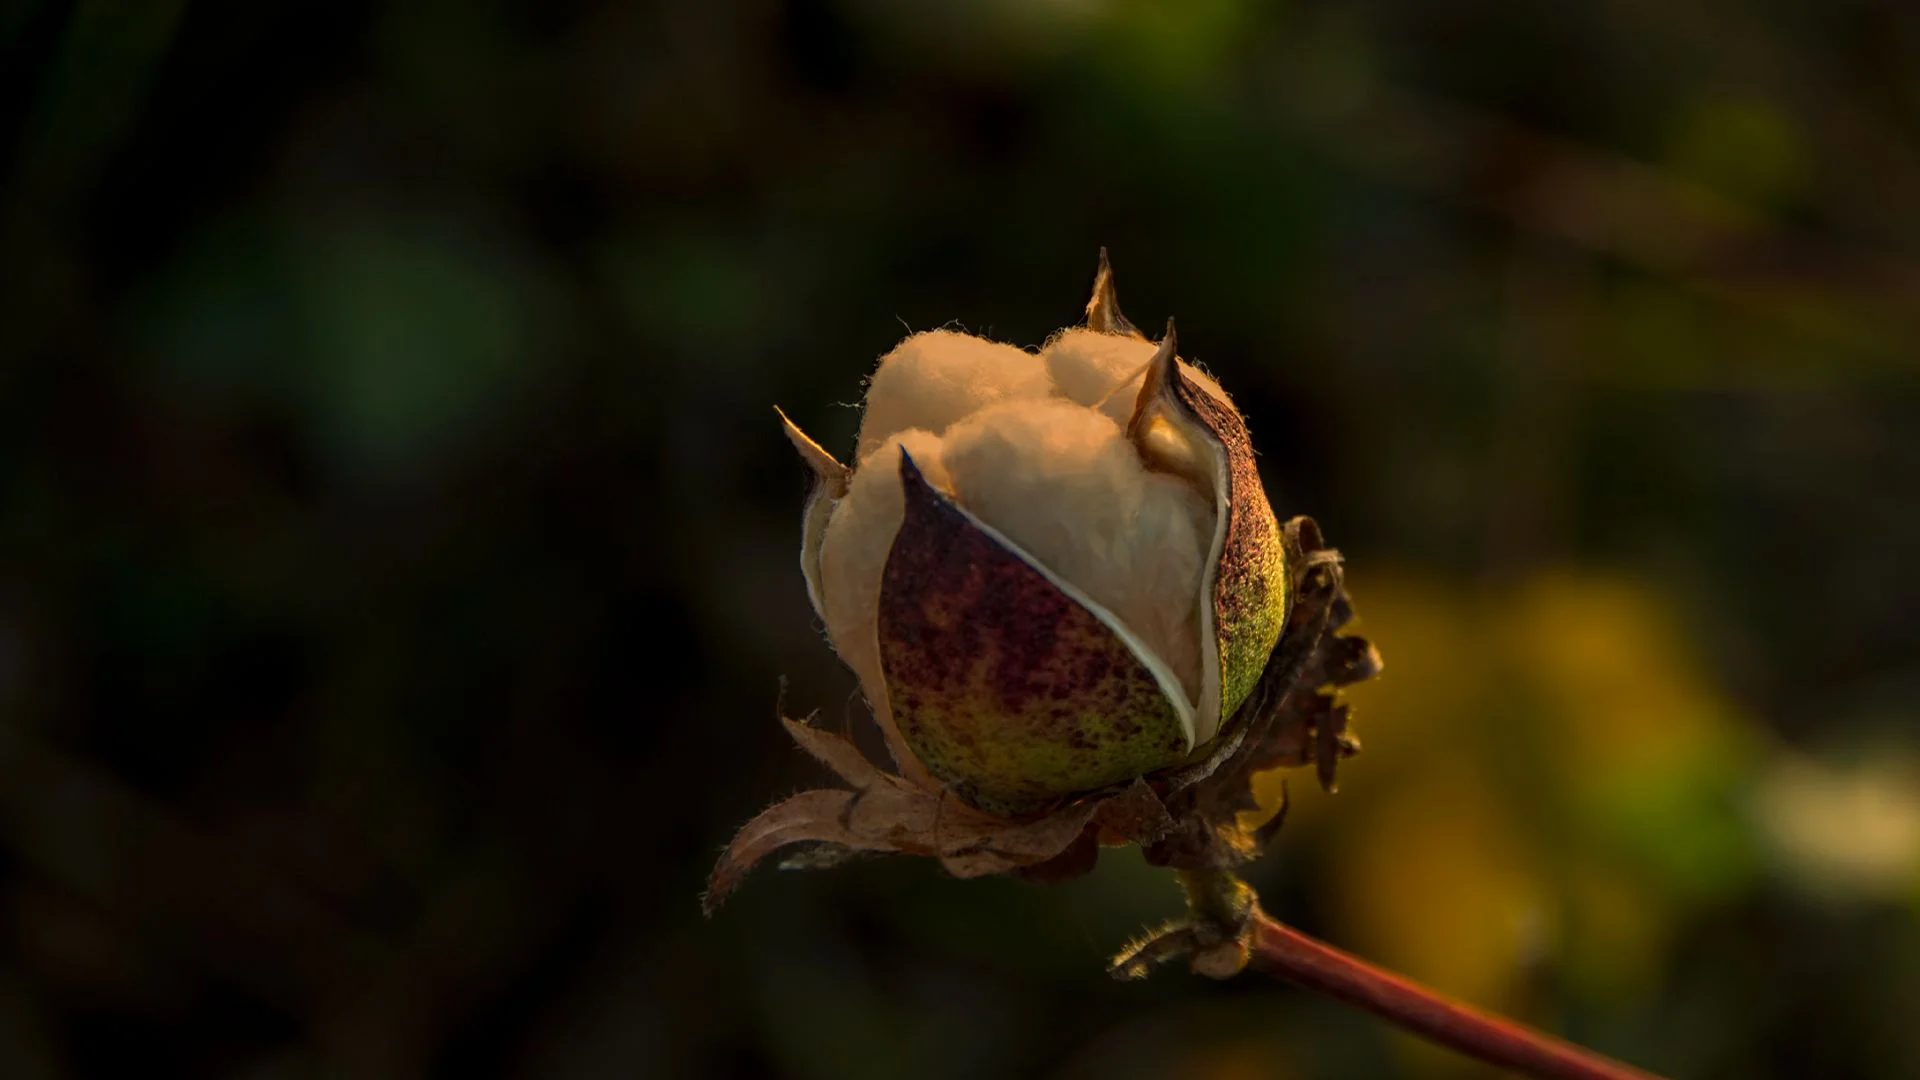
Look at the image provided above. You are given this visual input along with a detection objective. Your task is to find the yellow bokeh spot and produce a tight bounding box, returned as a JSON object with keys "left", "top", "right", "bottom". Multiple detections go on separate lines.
{"left": 1562, "top": 861, "right": 1669, "bottom": 999}
{"left": 1168, "top": 1038, "right": 1294, "bottom": 1080}
{"left": 1332, "top": 760, "right": 1554, "bottom": 1010}
{"left": 1254, "top": 566, "right": 1755, "bottom": 1005}
{"left": 1502, "top": 572, "right": 1737, "bottom": 779}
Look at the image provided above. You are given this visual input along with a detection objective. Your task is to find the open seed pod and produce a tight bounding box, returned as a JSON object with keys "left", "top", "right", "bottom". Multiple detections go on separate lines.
{"left": 706, "top": 253, "right": 1378, "bottom": 912}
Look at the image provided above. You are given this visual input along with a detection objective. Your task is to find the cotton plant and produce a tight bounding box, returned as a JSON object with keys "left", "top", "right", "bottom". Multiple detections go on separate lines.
{"left": 706, "top": 254, "right": 1662, "bottom": 1080}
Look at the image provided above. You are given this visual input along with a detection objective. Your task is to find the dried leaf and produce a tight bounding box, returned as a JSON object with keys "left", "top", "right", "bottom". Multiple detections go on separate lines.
{"left": 782, "top": 716, "right": 886, "bottom": 789}
{"left": 705, "top": 789, "right": 860, "bottom": 913}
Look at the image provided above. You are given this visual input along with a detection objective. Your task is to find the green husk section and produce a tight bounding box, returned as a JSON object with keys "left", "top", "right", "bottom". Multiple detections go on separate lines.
{"left": 1126, "top": 328, "right": 1287, "bottom": 740}
{"left": 1170, "top": 366, "right": 1287, "bottom": 725}
{"left": 877, "top": 451, "right": 1193, "bottom": 815}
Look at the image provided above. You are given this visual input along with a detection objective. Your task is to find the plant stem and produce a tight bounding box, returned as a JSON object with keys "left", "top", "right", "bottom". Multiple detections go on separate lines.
{"left": 1248, "top": 911, "right": 1663, "bottom": 1080}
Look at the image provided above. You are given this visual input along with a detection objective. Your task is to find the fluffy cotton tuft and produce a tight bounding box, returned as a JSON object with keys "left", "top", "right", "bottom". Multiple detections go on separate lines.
{"left": 856, "top": 331, "right": 1052, "bottom": 463}
{"left": 1042, "top": 329, "right": 1160, "bottom": 426}
{"left": 1041, "top": 328, "right": 1234, "bottom": 429}
{"left": 820, "top": 330, "right": 1219, "bottom": 716}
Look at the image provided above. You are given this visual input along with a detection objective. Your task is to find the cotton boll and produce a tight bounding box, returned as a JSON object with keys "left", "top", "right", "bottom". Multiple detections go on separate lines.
{"left": 719, "top": 258, "right": 1347, "bottom": 887}
{"left": 938, "top": 399, "right": 1213, "bottom": 704}
{"left": 818, "top": 428, "right": 951, "bottom": 761}
{"left": 857, "top": 331, "right": 1052, "bottom": 463}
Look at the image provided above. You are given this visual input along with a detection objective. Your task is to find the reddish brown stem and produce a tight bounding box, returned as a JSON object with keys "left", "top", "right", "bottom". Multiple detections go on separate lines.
{"left": 1249, "top": 912, "right": 1664, "bottom": 1080}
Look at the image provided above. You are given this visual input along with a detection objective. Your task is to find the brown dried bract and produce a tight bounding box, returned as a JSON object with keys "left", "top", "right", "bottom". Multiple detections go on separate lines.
{"left": 704, "top": 516, "right": 1379, "bottom": 912}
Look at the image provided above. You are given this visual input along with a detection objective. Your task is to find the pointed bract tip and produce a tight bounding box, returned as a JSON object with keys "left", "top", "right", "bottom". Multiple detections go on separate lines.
{"left": 777, "top": 405, "right": 849, "bottom": 494}
{"left": 1148, "top": 320, "right": 1179, "bottom": 382}
{"left": 898, "top": 443, "right": 929, "bottom": 486}
{"left": 1085, "top": 248, "right": 1139, "bottom": 337}
{"left": 1125, "top": 318, "right": 1202, "bottom": 461}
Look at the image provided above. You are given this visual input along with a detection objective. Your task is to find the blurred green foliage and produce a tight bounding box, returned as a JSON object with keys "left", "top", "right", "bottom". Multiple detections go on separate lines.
{"left": 2, "top": 1, "right": 1918, "bottom": 1078}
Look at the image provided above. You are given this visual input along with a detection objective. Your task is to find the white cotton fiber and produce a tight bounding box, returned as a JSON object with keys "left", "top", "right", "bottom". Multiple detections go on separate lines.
{"left": 856, "top": 331, "right": 1051, "bottom": 463}
{"left": 1043, "top": 328, "right": 1235, "bottom": 429}
{"left": 1041, "top": 329, "right": 1159, "bottom": 424}
{"left": 818, "top": 428, "right": 952, "bottom": 750}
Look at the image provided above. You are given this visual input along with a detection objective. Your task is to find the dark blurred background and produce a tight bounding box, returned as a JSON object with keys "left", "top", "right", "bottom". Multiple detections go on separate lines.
{"left": 4, "top": 1, "right": 1919, "bottom": 1077}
